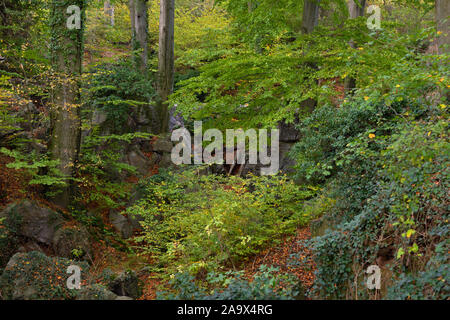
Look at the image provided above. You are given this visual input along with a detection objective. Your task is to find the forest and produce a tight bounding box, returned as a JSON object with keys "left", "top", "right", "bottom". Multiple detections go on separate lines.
{"left": 0, "top": 0, "right": 448, "bottom": 301}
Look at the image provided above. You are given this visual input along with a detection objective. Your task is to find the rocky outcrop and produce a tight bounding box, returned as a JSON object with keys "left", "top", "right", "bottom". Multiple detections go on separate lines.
{"left": 0, "top": 200, "right": 64, "bottom": 246}
{"left": 0, "top": 200, "right": 93, "bottom": 262}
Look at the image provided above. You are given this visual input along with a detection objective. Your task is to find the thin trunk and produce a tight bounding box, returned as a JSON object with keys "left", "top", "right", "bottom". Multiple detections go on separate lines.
{"left": 436, "top": 0, "right": 449, "bottom": 54}
{"left": 301, "top": 0, "right": 321, "bottom": 112}
{"left": 345, "top": 0, "right": 367, "bottom": 95}
{"left": 157, "top": 0, "right": 175, "bottom": 134}
{"left": 49, "top": 0, "right": 85, "bottom": 208}
{"left": 104, "top": 0, "right": 115, "bottom": 26}
{"left": 129, "top": 0, "right": 148, "bottom": 71}
{"left": 348, "top": 0, "right": 366, "bottom": 19}
{"left": 302, "top": 0, "right": 321, "bottom": 34}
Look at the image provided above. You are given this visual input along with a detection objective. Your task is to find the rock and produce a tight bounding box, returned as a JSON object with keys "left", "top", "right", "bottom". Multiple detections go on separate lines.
{"left": 278, "top": 121, "right": 301, "bottom": 143}
{"left": 115, "top": 295, "right": 133, "bottom": 300}
{"left": 279, "top": 142, "right": 297, "bottom": 174}
{"left": 52, "top": 226, "right": 92, "bottom": 261}
{"left": 107, "top": 270, "right": 141, "bottom": 299}
{"left": 152, "top": 138, "right": 173, "bottom": 153}
{"left": 169, "top": 105, "right": 185, "bottom": 132}
{"left": 76, "top": 284, "right": 117, "bottom": 300}
{"left": 0, "top": 200, "right": 64, "bottom": 246}
{"left": 109, "top": 210, "right": 136, "bottom": 239}
{"left": 0, "top": 227, "right": 19, "bottom": 270}
{"left": 126, "top": 148, "right": 152, "bottom": 175}
{"left": 0, "top": 251, "right": 89, "bottom": 300}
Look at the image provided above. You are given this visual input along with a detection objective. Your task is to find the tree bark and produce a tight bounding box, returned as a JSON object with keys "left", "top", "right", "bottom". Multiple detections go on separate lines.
{"left": 129, "top": 0, "right": 148, "bottom": 71}
{"left": 157, "top": 0, "right": 175, "bottom": 134}
{"left": 348, "top": 0, "right": 366, "bottom": 19}
{"left": 436, "top": 0, "right": 449, "bottom": 54}
{"left": 302, "top": 0, "right": 321, "bottom": 34}
{"left": 49, "top": 0, "right": 85, "bottom": 208}
{"left": 104, "top": 0, "right": 115, "bottom": 26}
{"left": 345, "top": 0, "right": 367, "bottom": 95}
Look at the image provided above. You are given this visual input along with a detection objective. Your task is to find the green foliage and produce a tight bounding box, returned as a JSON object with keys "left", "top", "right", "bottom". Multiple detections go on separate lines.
{"left": 291, "top": 94, "right": 449, "bottom": 299}
{"left": 171, "top": 19, "right": 447, "bottom": 130}
{"left": 158, "top": 265, "right": 299, "bottom": 300}
{"left": 0, "top": 147, "right": 67, "bottom": 187}
{"left": 128, "top": 168, "right": 316, "bottom": 273}
{"left": 83, "top": 58, "right": 156, "bottom": 129}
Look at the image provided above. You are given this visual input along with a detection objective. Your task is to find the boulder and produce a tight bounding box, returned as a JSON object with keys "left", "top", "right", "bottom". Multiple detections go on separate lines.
{"left": 109, "top": 210, "right": 142, "bottom": 239}
{"left": 107, "top": 270, "right": 141, "bottom": 299}
{"left": 109, "top": 210, "right": 133, "bottom": 239}
{"left": 0, "top": 251, "right": 89, "bottom": 300}
{"left": 76, "top": 284, "right": 118, "bottom": 300}
{"left": 115, "top": 295, "right": 133, "bottom": 300}
{"left": 152, "top": 138, "right": 173, "bottom": 153}
{"left": 0, "top": 200, "right": 64, "bottom": 246}
{"left": 52, "top": 226, "right": 92, "bottom": 261}
{"left": 0, "top": 227, "right": 19, "bottom": 270}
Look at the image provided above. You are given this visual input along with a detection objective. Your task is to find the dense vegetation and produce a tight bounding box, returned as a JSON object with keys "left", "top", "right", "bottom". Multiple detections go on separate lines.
{"left": 0, "top": 0, "right": 448, "bottom": 300}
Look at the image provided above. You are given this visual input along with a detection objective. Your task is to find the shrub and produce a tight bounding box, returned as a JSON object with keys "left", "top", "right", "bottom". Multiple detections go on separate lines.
{"left": 128, "top": 168, "right": 316, "bottom": 273}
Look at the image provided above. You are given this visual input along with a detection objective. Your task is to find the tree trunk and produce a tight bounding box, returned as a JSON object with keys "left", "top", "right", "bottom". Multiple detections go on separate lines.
{"left": 157, "top": 0, "right": 175, "bottom": 134}
{"left": 129, "top": 0, "right": 148, "bottom": 71}
{"left": 301, "top": 0, "right": 321, "bottom": 111}
{"left": 49, "top": 0, "right": 85, "bottom": 208}
{"left": 348, "top": 0, "right": 366, "bottom": 19}
{"left": 345, "top": 0, "right": 367, "bottom": 95}
{"left": 104, "top": 0, "right": 115, "bottom": 26}
{"left": 302, "top": 0, "right": 321, "bottom": 34}
{"left": 436, "top": 0, "right": 449, "bottom": 54}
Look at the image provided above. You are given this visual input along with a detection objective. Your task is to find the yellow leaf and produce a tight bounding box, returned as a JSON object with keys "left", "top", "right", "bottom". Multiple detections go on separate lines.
{"left": 369, "top": 133, "right": 376, "bottom": 139}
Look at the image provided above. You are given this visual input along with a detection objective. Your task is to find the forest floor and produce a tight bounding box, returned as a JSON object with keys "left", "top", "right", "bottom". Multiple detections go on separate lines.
{"left": 138, "top": 227, "right": 315, "bottom": 300}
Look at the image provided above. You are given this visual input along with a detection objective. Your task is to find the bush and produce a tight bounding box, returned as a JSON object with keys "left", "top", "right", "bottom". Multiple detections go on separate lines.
{"left": 158, "top": 265, "right": 299, "bottom": 300}
{"left": 128, "top": 168, "right": 316, "bottom": 273}
{"left": 291, "top": 96, "right": 449, "bottom": 299}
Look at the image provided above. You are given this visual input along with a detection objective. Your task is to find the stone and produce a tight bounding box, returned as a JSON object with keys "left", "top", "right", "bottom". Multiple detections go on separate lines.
{"left": 152, "top": 138, "right": 173, "bottom": 153}
{"left": 115, "top": 295, "right": 133, "bottom": 300}
{"left": 0, "top": 200, "right": 64, "bottom": 246}
{"left": 126, "top": 148, "right": 151, "bottom": 175}
{"left": 0, "top": 251, "right": 90, "bottom": 300}
{"left": 52, "top": 226, "right": 92, "bottom": 261}
{"left": 76, "top": 284, "right": 117, "bottom": 300}
{"left": 109, "top": 210, "right": 134, "bottom": 239}
{"left": 107, "top": 270, "right": 141, "bottom": 299}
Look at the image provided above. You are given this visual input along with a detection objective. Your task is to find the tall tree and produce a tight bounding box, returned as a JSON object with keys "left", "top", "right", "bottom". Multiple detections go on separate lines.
{"left": 301, "top": 0, "right": 321, "bottom": 112}
{"left": 436, "top": 0, "right": 449, "bottom": 54}
{"left": 104, "top": 0, "right": 115, "bottom": 26}
{"left": 156, "top": 0, "right": 175, "bottom": 133}
{"left": 347, "top": 0, "right": 366, "bottom": 19}
{"left": 302, "top": 0, "right": 321, "bottom": 34}
{"left": 129, "top": 0, "right": 149, "bottom": 71}
{"left": 345, "top": 0, "right": 366, "bottom": 94}
{"left": 49, "top": 0, "right": 85, "bottom": 207}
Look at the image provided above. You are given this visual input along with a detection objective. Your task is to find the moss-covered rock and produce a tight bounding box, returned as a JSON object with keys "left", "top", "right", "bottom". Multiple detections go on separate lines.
{"left": 76, "top": 284, "right": 117, "bottom": 300}
{"left": 0, "top": 251, "right": 89, "bottom": 300}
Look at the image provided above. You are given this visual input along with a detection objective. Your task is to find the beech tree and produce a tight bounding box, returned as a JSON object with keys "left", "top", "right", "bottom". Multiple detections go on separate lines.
{"left": 436, "top": 0, "right": 449, "bottom": 54}
{"left": 302, "top": 0, "right": 321, "bottom": 34}
{"left": 104, "top": 0, "right": 115, "bottom": 26}
{"left": 129, "top": 0, "right": 149, "bottom": 71}
{"left": 48, "top": 0, "right": 86, "bottom": 207}
{"left": 345, "top": 0, "right": 367, "bottom": 94}
{"left": 156, "top": 0, "right": 175, "bottom": 133}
